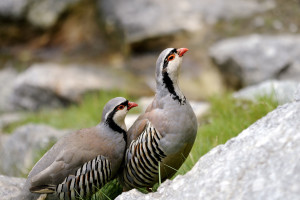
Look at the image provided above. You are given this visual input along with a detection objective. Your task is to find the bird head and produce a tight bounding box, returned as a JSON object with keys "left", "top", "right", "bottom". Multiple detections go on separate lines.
{"left": 102, "top": 97, "right": 138, "bottom": 132}
{"left": 156, "top": 48, "right": 188, "bottom": 86}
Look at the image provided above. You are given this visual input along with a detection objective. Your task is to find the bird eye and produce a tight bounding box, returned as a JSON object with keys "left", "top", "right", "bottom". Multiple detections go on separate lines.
{"left": 117, "top": 105, "right": 125, "bottom": 110}
{"left": 167, "top": 54, "right": 175, "bottom": 61}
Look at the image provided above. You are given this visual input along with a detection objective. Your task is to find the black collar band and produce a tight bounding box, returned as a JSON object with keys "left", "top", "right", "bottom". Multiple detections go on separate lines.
{"left": 162, "top": 71, "right": 186, "bottom": 105}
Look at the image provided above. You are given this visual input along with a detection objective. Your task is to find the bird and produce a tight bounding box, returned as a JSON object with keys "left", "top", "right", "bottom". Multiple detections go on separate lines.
{"left": 121, "top": 48, "right": 198, "bottom": 191}
{"left": 19, "top": 97, "right": 138, "bottom": 200}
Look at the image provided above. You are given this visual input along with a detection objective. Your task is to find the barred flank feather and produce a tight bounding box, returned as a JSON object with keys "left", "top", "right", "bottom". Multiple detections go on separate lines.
{"left": 123, "top": 122, "right": 166, "bottom": 188}
{"left": 55, "top": 155, "right": 112, "bottom": 200}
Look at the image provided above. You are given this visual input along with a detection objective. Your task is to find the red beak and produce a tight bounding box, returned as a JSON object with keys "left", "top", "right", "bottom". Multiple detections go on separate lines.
{"left": 127, "top": 102, "right": 138, "bottom": 110}
{"left": 177, "top": 48, "right": 189, "bottom": 57}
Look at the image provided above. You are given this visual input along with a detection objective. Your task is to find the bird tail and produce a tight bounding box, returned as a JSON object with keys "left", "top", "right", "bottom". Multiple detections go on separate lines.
{"left": 30, "top": 185, "right": 56, "bottom": 194}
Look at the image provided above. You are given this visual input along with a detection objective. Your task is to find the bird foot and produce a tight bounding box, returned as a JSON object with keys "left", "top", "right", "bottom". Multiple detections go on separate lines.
{"left": 37, "top": 194, "right": 47, "bottom": 200}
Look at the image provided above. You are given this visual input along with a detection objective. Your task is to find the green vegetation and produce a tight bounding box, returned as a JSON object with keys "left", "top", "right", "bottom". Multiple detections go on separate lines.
{"left": 9, "top": 92, "right": 278, "bottom": 199}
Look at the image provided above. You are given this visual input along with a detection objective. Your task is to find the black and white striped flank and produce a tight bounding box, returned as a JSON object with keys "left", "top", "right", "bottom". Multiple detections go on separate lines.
{"left": 56, "top": 155, "right": 112, "bottom": 200}
{"left": 123, "top": 121, "right": 166, "bottom": 188}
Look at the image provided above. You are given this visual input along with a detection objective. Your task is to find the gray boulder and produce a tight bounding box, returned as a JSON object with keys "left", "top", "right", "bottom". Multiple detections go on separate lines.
{"left": 210, "top": 34, "right": 300, "bottom": 88}
{"left": 11, "top": 63, "right": 147, "bottom": 111}
{"left": 0, "top": 124, "right": 69, "bottom": 177}
{"left": 189, "top": 0, "right": 275, "bottom": 24}
{"left": 117, "top": 99, "right": 300, "bottom": 199}
{"left": 234, "top": 80, "right": 300, "bottom": 104}
{"left": 0, "top": 175, "right": 25, "bottom": 200}
{"left": 0, "top": 0, "right": 80, "bottom": 28}
{"left": 0, "top": 68, "right": 19, "bottom": 112}
{"left": 99, "top": 0, "right": 274, "bottom": 43}
{"left": 0, "top": 0, "right": 29, "bottom": 18}
{"left": 26, "top": 0, "right": 80, "bottom": 28}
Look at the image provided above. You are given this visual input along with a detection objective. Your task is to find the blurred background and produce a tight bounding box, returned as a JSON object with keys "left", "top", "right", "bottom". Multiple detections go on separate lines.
{"left": 0, "top": 0, "right": 300, "bottom": 199}
{"left": 0, "top": 0, "right": 299, "bottom": 108}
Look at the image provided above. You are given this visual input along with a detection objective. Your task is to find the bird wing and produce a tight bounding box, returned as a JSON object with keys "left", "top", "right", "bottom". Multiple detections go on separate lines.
{"left": 30, "top": 155, "right": 112, "bottom": 199}
{"left": 30, "top": 127, "right": 108, "bottom": 188}
{"left": 123, "top": 121, "right": 166, "bottom": 188}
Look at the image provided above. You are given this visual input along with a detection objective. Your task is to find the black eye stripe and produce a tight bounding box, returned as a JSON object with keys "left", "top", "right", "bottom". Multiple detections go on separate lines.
{"left": 114, "top": 100, "right": 128, "bottom": 111}
{"left": 163, "top": 48, "right": 177, "bottom": 69}
{"left": 105, "top": 100, "right": 128, "bottom": 141}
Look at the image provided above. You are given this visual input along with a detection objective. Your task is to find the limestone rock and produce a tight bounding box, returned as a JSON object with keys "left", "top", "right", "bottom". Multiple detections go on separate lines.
{"left": 0, "top": 124, "right": 69, "bottom": 177}
{"left": 0, "top": 175, "right": 25, "bottom": 200}
{"left": 234, "top": 80, "right": 300, "bottom": 104}
{"left": 189, "top": 0, "right": 275, "bottom": 24}
{"left": 0, "top": 0, "right": 29, "bottom": 18}
{"left": 99, "top": 0, "right": 202, "bottom": 43}
{"left": 117, "top": 101, "right": 300, "bottom": 200}
{"left": 99, "top": 0, "right": 274, "bottom": 43}
{"left": 11, "top": 63, "right": 148, "bottom": 111}
{"left": 210, "top": 34, "right": 300, "bottom": 88}
{"left": 0, "top": 68, "right": 19, "bottom": 112}
{"left": 295, "top": 84, "right": 300, "bottom": 102}
{"left": 26, "top": 0, "right": 80, "bottom": 28}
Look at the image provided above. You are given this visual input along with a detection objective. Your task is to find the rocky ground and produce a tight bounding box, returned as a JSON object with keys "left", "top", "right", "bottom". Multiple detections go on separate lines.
{"left": 0, "top": 0, "right": 300, "bottom": 199}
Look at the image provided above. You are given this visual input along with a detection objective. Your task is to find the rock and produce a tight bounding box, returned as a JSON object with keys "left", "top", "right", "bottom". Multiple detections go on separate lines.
{"left": 210, "top": 34, "right": 300, "bottom": 88}
{"left": 0, "top": 113, "right": 26, "bottom": 131}
{"left": 0, "top": 175, "right": 25, "bottom": 200}
{"left": 279, "top": 61, "right": 300, "bottom": 81}
{"left": 190, "top": 0, "right": 275, "bottom": 24}
{"left": 26, "top": 0, "right": 80, "bottom": 28}
{"left": 0, "top": 68, "right": 19, "bottom": 112}
{"left": 0, "top": 124, "right": 69, "bottom": 177}
{"left": 99, "top": 0, "right": 274, "bottom": 43}
{"left": 117, "top": 100, "right": 300, "bottom": 200}
{"left": 99, "top": 0, "right": 202, "bottom": 43}
{"left": 295, "top": 84, "right": 300, "bottom": 102}
{"left": 11, "top": 63, "right": 149, "bottom": 111}
{"left": 0, "top": 133, "right": 9, "bottom": 151}
{"left": 0, "top": 0, "right": 29, "bottom": 19}
{"left": 234, "top": 80, "right": 300, "bottom": 104}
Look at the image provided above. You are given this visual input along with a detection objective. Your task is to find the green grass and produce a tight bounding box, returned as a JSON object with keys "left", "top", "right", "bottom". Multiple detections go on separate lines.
{"left": 12, "top": 92, "right": 278, "bottom": 199}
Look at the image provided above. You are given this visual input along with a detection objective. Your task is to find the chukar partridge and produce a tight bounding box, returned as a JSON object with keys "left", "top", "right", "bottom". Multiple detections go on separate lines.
{"left": 20, "top": 97, "right": 138, "bottom": 200}
{"left": 121, "top": 48, "right": 198, "bottom": 190}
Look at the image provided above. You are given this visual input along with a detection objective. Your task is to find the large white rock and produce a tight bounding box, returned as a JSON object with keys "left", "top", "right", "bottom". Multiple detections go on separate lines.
{"left": 117, "top": 99, "right": 300, "bottom": 199}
